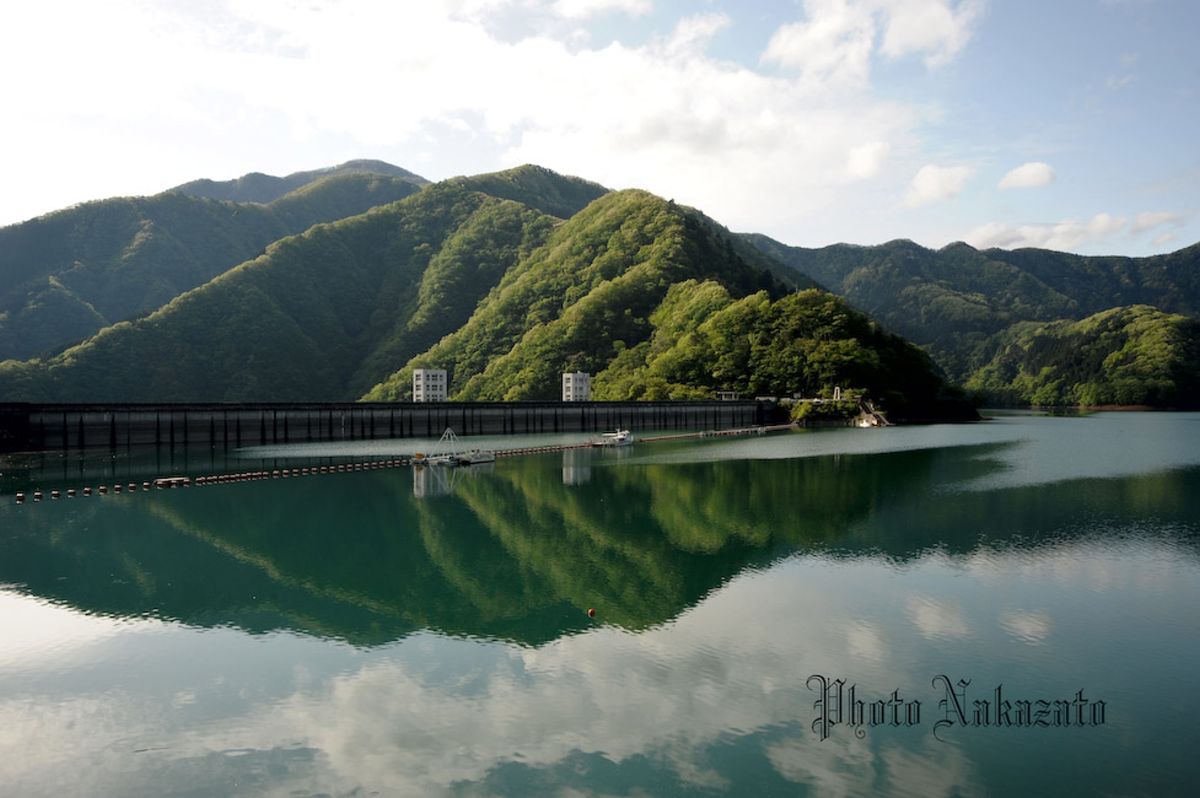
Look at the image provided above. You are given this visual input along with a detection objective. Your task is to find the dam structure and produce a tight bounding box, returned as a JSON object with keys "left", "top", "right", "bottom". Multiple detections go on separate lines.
{"left": 0, "top": 401, "right": 771, "bottom": 453}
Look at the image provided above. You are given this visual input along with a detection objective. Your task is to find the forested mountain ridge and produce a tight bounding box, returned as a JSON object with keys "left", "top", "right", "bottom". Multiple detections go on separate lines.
{"left": 363, "top": 189, "right": 790, "bottom": 401}
{"left": 0, "top": 181, "right": 554, "bottom": 402}
{"left": 447, "top": 164, "right": 609, "bottom": 220}
{"left": 5, "top": 159, "right": 1190, "bottom": 411}
{"left": 170, "top": 159, "right": 428, "bottom": 203}
{"left": 362, "top": 190, "right": 951, "bottom": 415}
{"left": 0, "top": 172, "right": 424, "bottom": 360}
{"left": 743, "top": 234, "right": 1200, "bottom": 380}
{"left": 965, "top": 305, "right": 1200, "bottom": 407}
{"left": 589, "top": 280, "right": 967, "bottom": 419}
{"left": 0, "top": 173, "right": 959, "bottom": 415}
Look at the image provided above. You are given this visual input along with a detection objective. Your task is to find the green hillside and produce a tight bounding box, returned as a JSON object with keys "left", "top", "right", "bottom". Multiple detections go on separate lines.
{"left": 590, "top": 281, "right": 968, "bottom": 419}
{"left": 449, "top": 163, "right": 608, "bottom": 219}
{"left": 0, "top": 172, "right": 424, "bottom": 359}
{"left": 0, "top": 182, "right": 553, "bottom": 401}
{"left": 365, "top": 190, "right": 791, "bottom": 401}
{"left": 170, "top": 158, "right": 427, "bottom": 203}
{"left": 1, "top": 174, "right": 959, "bottom": 416}
{"left": 744, "top": 235, "right": 1200, "bottom": 380}
{"left": 364, "top": 190, "right": 953, "bottom": 416}
{"left": 965, "top": 305, "right": 1200, "bottom": 407}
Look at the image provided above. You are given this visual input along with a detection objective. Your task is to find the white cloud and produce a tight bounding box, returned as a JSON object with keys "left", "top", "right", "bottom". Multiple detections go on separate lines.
{"left": 761, "top": 0, "right": 984, "bottom": 83}
{"left": 904, "top": 163, "right": 971, "bottom": 206}
{"left": 0, "top": 0, "right": 929, "bottom": 236}
{"left": 551, "top": 0, "right": 652, "bottom": 19}
{"left": 965, "top": 212, "right": 1128, "bottom": 250}
{"left": 761, "top": 0, "right": 876, "bottom": 88}
{"left": 663, "top": 12, "right": 730, "bottom": 58}
{"left": 846, "top": 140, "right": 891, "bottom": 179}
{"left": 879, "top": 0, "right": 985, "bottom": 67}
{"left": 1130, "top": 210, "right": 1181, "bottom": 234}
{"left": 998, "top": 161, "right": 1055, "bottom": 189}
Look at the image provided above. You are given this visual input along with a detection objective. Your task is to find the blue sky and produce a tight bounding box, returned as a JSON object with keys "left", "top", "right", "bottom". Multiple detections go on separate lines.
{"left": 2, "top": 0, "right": 1196, "bottom": 255}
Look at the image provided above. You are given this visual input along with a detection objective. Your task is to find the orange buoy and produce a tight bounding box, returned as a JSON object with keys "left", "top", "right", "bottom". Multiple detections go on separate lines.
{"left": 587, "top": 608, "right": 596, "bottom": 618}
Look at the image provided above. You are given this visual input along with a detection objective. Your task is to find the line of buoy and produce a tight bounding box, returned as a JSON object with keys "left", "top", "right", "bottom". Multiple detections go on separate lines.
{"left": 6, "top": 424, "right": 793, "bottom": 506}
{"left": 9, "top": 457, "right": 416, "bottom": 505}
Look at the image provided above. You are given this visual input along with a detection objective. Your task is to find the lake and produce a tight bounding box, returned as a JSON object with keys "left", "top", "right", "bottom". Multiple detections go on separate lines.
{"left": 2, "top": 411, "right": 1199, "bottom": 796}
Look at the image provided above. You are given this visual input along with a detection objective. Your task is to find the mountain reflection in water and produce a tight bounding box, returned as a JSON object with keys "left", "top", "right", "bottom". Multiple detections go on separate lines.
{"left": 2, "top": 413, "right": 1199, "bottom": 796}
{"left": 3, "top": 435, "right": 1197, "bottom": 647}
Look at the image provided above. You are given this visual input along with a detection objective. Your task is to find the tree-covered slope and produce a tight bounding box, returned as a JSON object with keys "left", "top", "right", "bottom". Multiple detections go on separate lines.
{"left": 964, "top": 305, "right": 1200, "bottom": 407}
{"left": 449, "top": 164, "right": 609, "bottom": 220}
{"left": 362, "top": 191, "right": 953, "bottom": 415}
{"left": 591, "top": 280, "right": 968, "bottom": 418}
{"left": 0, "top": 172, "right": 424, "bottom": 360}
{"left": 743, "top": 235, "right": 1200, "bottom": 380}
{"left": 0, "top": 169, "right": 966, "bottom": 414}
{"left": 0, "top": 183, "right": 554, "bottom": 401}
{"left": 364, "top": 190, "right": 789, "bottom": 401}
{"left": 170, "top": 158, "right": 427, "bottom": 203}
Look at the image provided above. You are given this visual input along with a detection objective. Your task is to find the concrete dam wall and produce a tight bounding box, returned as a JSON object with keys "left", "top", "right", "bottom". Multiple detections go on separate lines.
{"left": 0, "top": 401, "right": 769, "bottom": 452}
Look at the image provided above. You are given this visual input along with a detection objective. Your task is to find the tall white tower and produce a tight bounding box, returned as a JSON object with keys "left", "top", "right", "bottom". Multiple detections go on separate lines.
{"left": 562, "top": 371, "right": 591, "bottom": 401}
{"left": 413, "top": 368, "right": 448, "bottom": 402}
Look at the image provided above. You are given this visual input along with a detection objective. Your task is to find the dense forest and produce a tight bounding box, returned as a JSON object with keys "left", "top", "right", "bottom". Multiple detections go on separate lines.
{"left": 364, "top": 190, "right": 807, "bottom": 402}
{"left": 0, "top": 180, "right": 554, "bottom": 401}
{"left": 0, "top": 166, "right": 425, "bottom": 359}
{"left": 589, "top": 282, "right": 968, "bottom": 419}
{"left": 746, "top": 234, "right": 1200, "bottom": 406}
{"left": 0, "top": 170, "right": 962, "bottom": 415}
{"left": 965, "top": 306, "right": 1200, "bottom": 406}
{"left": 0, "top": 160, "right": 1195, "bottom": 410}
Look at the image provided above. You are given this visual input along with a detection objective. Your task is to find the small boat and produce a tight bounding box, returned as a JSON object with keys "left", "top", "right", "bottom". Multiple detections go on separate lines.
{"left": 592, "top": 429, "right": 633, "bottom": 448}
{"left": 455, "top": 448, "right": 496, "bottom": 465}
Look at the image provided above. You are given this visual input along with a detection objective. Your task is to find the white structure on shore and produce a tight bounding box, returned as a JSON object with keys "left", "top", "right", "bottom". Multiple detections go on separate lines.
{"left": 562, "top": 371, "right": 591, "bottom": 402}
{"left": 413, "top": 368, "right": 448, "bottom": 402}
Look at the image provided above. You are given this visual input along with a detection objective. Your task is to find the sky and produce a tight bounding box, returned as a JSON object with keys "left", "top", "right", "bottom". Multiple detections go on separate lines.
{"left": 1, "top": 0, "right": 1197, "bottom": 256}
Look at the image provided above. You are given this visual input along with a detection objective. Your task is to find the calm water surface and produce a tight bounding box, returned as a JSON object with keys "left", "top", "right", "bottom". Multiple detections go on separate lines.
{"left": 2, "top": 412, "right": 1199, "bottom": 796}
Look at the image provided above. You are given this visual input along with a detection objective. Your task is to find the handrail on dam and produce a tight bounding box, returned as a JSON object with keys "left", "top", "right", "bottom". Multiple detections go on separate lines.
{"left": 0, "top": 400, "right": 777, "bottom": 453}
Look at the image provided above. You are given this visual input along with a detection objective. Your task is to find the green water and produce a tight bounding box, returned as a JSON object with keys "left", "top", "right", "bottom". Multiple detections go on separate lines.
{"left": 1, "top": 412, "right": 1198, "bottom": 796}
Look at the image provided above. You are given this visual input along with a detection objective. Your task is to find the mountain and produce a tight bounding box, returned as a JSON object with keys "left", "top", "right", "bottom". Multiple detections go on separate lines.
{"left": 448, "top": 163, "right": 608, "bottom": 219}
{"left": 362, "top": 190, "right": 835, "bottom": 403}
{"left": 742, "top": 235, "right": 1200, "bottom": 381}
{"left": 0, "top": 171, "right": 425, "bottom": 360}
{"left": 590, "top": 281, "right": 969, "bottom": 419}
{"left": 965, "top": 305, "right": 1200, "bottom": 406}
{"left": 0, "top": 180, "right": 554, "bottom": 401}
{"left": 0, "top": 170, "right": 955, "bottom": 417}
{"left": 170, "top": 159, "right": 427, "bottom": 203}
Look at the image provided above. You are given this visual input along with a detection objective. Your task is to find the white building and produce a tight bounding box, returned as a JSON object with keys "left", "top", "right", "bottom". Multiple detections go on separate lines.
{"left": 562, "top": 371, "right": 591, "bottom": 402}
{"left": 413, "top": 368, "right": 448, "bottom": 402}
